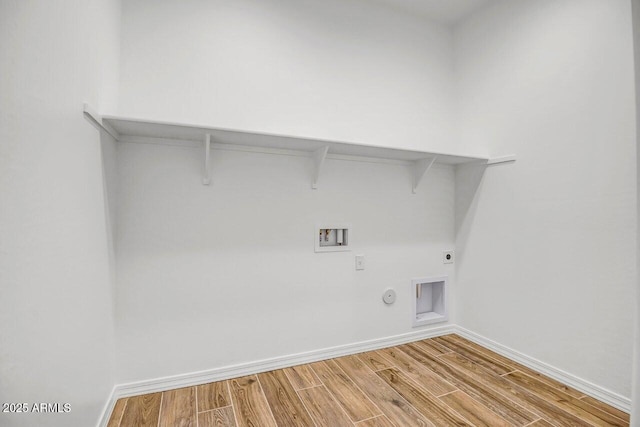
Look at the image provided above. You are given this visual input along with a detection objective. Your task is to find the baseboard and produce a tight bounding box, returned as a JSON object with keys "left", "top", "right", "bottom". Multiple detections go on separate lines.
{"left": 112, "top": 324, "right": 455, "bottom": 400}
{"left": 454, "top": 326, "right": 632, "bottom": 414}
{"left": 96, "top": 386, "right": 117, "bottom": 427}
{"left": 98, "top": 323, "right": 632, "bottom": 426}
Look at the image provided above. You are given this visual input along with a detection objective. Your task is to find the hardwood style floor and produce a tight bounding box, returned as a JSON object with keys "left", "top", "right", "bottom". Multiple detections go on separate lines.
{"left": 107, "top": 334, "right": 630, "bottom": 427}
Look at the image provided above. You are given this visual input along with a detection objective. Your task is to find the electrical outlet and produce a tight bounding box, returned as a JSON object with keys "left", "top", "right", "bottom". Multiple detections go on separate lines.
{"left": 355, "top": 255, "right": 365, "bottom": 270}
{"left": 443, "top": 250, "right": 454, "bottom": 264}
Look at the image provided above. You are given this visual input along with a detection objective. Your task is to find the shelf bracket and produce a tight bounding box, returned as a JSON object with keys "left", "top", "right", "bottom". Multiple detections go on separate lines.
{"left": 82, "top": 103, "right": 120, "bottom": 141}
{"left": 312, "top": 146, "right": 329, "bottom": 189}
{"left": 203, "top": 134, "right": 212, "bottom": 185}
{"left": 487, "top": 155, "right": 516, "bottom": 165}
{"left": 412, "top": 156, "right": 437, "bottom": 194}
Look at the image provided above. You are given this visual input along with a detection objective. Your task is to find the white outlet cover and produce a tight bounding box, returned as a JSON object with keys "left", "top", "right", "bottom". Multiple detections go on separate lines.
{"left": 443, "top": 250, "right": 454, "bottom": 264}
{"left": 355, "top": 254, "right": 365, "bottom": 270}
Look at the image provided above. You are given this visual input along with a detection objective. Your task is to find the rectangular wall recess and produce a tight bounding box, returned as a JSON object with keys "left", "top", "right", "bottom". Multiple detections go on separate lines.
{"left": 315, "top": 224, "right": 351, "bottom": 253}
{"left": 412, "top": 275, "right": 448, "bottom": 327}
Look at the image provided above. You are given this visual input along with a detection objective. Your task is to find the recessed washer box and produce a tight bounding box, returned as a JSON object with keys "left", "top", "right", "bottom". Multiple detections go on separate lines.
{"left": 412, "top": 275, "right": 448, "bottom": 327}
{"left": 315, "top": 224, "right": 351, "bottom": 253}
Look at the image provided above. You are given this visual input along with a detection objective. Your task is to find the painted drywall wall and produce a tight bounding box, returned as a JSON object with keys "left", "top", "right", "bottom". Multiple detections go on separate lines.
{"left": 632, "top": 0, "right": 640, "bottom": 422}
{"left": 118, "top": 0, "right": 458, "bottom": 154}
{"left": 114, "top": 0, "right": 461, "bottom": 383}
{"left": 115, "top": 141, "right": 456, "bottom": 382}
{"left": 0, "top": 1, "right": 121, "bottom": 426}
{"left": 454, "top": 0, "right": 636, "bottom": 398}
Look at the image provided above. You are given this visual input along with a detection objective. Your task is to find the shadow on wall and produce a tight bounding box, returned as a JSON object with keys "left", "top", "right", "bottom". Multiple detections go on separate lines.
{"left": 454, "top": 161, "right": 487, "bottom": 265}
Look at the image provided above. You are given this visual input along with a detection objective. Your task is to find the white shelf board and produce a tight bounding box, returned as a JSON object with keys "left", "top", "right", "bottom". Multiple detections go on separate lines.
{"left": 100, "top": 114, "right": 489, "bottom": 165}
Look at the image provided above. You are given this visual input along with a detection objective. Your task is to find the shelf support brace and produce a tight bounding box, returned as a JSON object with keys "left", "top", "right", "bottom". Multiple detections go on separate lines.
{"left": 203, "top": 134, "right": 212, "bottom": 185}
{"left": 412, "top": 156, "right": 437, "bottom": 194}
{"left": 312, "top": 146, "right": 329, "bottom": 189}
{"left": 487, "top": 154, "right": 516, "bottom": 165}
{"left": 82, "top": 103, "right": 120, "bottom": 141}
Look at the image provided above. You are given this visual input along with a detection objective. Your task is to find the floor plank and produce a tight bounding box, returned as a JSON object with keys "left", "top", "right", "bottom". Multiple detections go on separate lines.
{"left": 439, "top": 390, "right": 512, "bottom": 427}
{"left": 354, "top": 415, "right": 396, "bottom": 426}
{"left": 110, "top": 338, "right": 627, "bottom": 427}
{"left": 358, "top": 350, "right": 395, "bottom": 372}
{"left": 400, "top": 343, "right": 537, "bottom": 426}
{"left": 229, "top": 375, "right": 277, "bottom": 427}
{"left": 159, "top": 387, "right": 196, "bottom": 427}
{"left": 434, "top": 336, "right": 515, "bottom": 376}
{"left": 580, "top": 396, "right": 630, "bottom": 423}
{"left": 297, "top": 385, "right": 353, "bottom": 426}
{"left": 401, "top": 343, "right": 537, "bottom": 425}
{"left": 283, "top": 364, "right": 323, "bottom": 390}
{"left": 198, "top": 381, "right": 231, "bottom": 412}
{"left": 107, "top": 398, "right": 128, "bottom": 427}
{"left": 504, "top": 370, "right": 629, "bottom": 426}
{"left": 198, "top": 406, "right": 237, "bottom": 427}
{"left": 377, "top": 345, "right": 457, "bottom": 397}
{"left": 416, "top": 338, "right": 452, "bottom": 356}
{"left": 310, "top": 359, "right": 381, "bottom": 422}
{"left": 257, "top": 369, "right": 314, "bottom": 426}
{"left": 376, "top": 368, "right": 471, "bottom": 426}
{"left": 119, "top": 393, "right": 162, "bottom": 427}
{"left": 527, "top": 419, "right": 555, "bottom": 426}
{"left": 439, "top": 352, "right": 593, "bottom": 426}
{"left": 446, "top": 335, "right": 586, "bottom": 399}
{"left": 333, "top": 354, "right": 434, "bottom": 426}
{"left": 444, "top": 335, "right": 517, "bottom": 367}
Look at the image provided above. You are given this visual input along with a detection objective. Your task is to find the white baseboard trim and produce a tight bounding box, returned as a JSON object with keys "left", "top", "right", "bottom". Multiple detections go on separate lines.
{"left": 98, "top": 323, "right": 632, "bottom": 426}
{"left": 97, "top": 386, "right": 117, "bottom": 427}
{"left": 109, "top": 325, "right": 455, "bottom": 400}
{"left": 454, "top": 326, "right": 631, "bottom": 414}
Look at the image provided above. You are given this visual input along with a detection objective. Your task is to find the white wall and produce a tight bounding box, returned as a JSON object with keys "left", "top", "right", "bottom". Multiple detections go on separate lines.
{"left": 0, "top": 1, "right": 121, "bottom": 426}
{"left": 115, "top": 141, "right": 456, "bottom": 382}
{"left": 454, "top": 0, "right": 636, "bottom": 398}
{"left": 114, "top": 0, "right": 460, "bottom": 383}
{"left": 2, "top": 0, "right": 637, "bottom": 421}
{"left": 632, "top": 0, "right": 640, "bottom": 423}
{"left": 118, "top": 0, "right": 456, "bottom": 153}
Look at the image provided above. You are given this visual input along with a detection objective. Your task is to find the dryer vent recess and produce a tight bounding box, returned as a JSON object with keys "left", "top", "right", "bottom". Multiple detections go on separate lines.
{"left": 412, "top": 276, "right": 448, "bottom": 327}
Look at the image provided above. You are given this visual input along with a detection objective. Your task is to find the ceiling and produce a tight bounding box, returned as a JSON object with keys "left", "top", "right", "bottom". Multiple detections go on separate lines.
{"left": 373, "top": 0, "right": 492, "bottom": 24}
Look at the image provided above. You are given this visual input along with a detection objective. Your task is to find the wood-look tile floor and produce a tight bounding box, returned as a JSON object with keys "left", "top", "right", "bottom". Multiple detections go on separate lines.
{"left": 107, "top": 334, "right": 630, "bottom": 427}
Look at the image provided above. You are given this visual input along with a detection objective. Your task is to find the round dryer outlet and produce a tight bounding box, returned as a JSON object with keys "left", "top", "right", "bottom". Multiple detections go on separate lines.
{"left": 382, "top": 288, "right": 396, "bottom": 305}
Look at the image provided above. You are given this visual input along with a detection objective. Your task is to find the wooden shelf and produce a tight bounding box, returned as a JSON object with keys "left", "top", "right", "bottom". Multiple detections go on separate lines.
{"left": 83, "top": 104, "right": 515, "bottom": 189}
